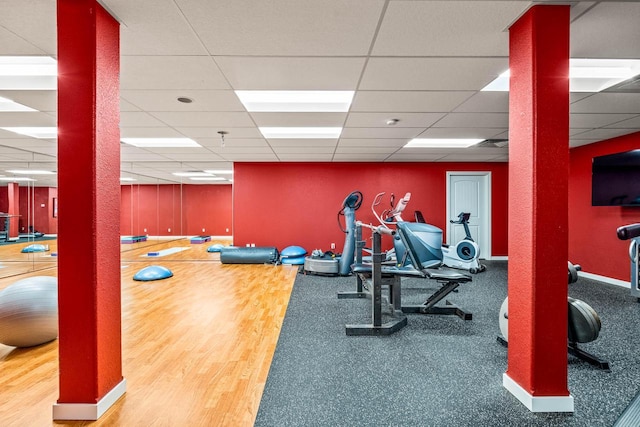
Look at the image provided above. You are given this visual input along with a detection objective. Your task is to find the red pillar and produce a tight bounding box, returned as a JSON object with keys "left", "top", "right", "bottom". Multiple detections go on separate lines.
{"left": 54, "top": 0, "right": 124, "bottom": 420}
{"left": 7, "top": 182, "right": 19, "bottom": 238}
{"left": 504, "top": 5, "right": 572, "bottom": 412}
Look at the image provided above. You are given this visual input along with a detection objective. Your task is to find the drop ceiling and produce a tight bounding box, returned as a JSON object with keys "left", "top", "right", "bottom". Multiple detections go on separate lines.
{"left": 0, "top": 0, "right": 639, "bottom": 186}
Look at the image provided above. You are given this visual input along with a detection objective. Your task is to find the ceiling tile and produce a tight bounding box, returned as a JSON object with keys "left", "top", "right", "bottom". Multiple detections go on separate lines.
{"left": 333, "top": 153, "right": 391, "bottom": 162}
{"left": 0, "top": 1, "right": 56, "bottom": 54}
{"left": 433, "top": 113, "right": 508, "bottom": 128}
{"left": 277, "top": 153, "right": 334, "bottom": 161}
{"left": 360, "top": 58, "right": 508, "bottom": 90}
{"left": 215, "top": 57, "right": 366, "bottom": 90}
{"left": 175, "top": 0, "right": 385, "bottom": 56}
{"left": 351, "top": 91, "right": 475, "bottom": 113}
{"left": 453, "top": 92, "right": 509, "bottom": 113}
{"left": 0, "top": 90, "right": 57, "bottom": 112}
{"left": 373, "top": 1, "right": 527, "bottom": 56}
{"left": 570, "top": 93, "right": 640, "bottom": 114}
{"left": 345, "top": 112, "right": 445, "bottom": 128}
{"left": 176, "top": 127, "right": 263, "bottom": 139}
{"left": 250, "top": 112, "right": 347, "bottom": 128}
{"left": 569, "top": 128, "right": 635, "bottom": 141}
{"left": 121, "top": 90, "right": 245, "bottom": 112}
{"left": 416, "top": 128, "right": 506, "bottom": 139}
{"left": 106, "top": 0, "right": 209, "bottom": 55}
{"left": 340, "top": 127, "right": 422, "bottom": 139}
{"left": 338, "top": 138, "right": 407, "bottom": 148}
{"left": 119, "top": 127, "right": 184, "bottom": 138}
{"left": 570, "top": 113, "right": 638, "bottom": 129}
{"left": 604, "top": 115, "right": 640, "bottom": 129}
{"left": 0, "top": 112, "right": 56, "bottom": 127}
{"left": 121, "top": 56, "right": 231, "bottom": 90}
{"left": 571, "top": 2, "right": 640, "bottom": 59}
{"left": 149, "top": 112, "right": 254, "bottom": 127}
{"left": 267, "top": 139, "right": 338, "bottom": 148}
{"left": 120, "top": 112, "right": 167, "bottom": 127}
{"left": 197, "top": 138, "right": 269, "bottom": 148}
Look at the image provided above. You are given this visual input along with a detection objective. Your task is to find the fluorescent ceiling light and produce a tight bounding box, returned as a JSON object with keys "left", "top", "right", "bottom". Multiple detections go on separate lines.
{"left": 0, "top": 96, "right": 37, "bottom": 112}
{"left": 121, "top": 138, "right": 201, "bottom": 148}
{"left": 235, "top": 90, "right": 354, "bottom": 112}
{"left": 172, "top": 172, "right": 213, "bottom": 177}
{"left": 482, "top": 59, "right": 640, "bottom": 92}
{"left": 0, "top": 56, "right": 57, "bottom": 90}
{"left": 6, "top": 169, "right": 55, "bottom": 175}
{"left": 120, "top": 177, "right": 136, "bottom": 182}
{"left": 189, "top": 177, "right": 227, "bottom": 181}
{"left": 203, "top": 170, "right": 233, "bottom": 175}
{"left": 405, "top": 138, "right": 484, "bottom": 148}
{"left": 0, "top": 127, "right": 57, "bottom": 138}
{"left": 259, "top": 127, "right": 342, "bottom": 139}
{"left": 0, "top": 177, "right": 35, "bottom": 182}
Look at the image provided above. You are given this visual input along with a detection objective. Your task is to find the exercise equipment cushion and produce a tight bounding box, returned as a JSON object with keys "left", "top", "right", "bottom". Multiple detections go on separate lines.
{"left": 207, "top": 244, "right": 227, "bottom": 253}
{"left": 21, "top": 244, "right": 48, "bottom": 253}
{"left": 281, "top": 256, "right": 306, "bottom": 265}
{"left": 0, "top": 276, "right": 58, "bottom": 347}
{"left": 220, "top": 247, "right": 279, "bottom": 264}
{"left": 280, "top": 246, "right": 307, "bottom": 258}
{"left": 133, "top": 265, "right": 174, "bottom": 281}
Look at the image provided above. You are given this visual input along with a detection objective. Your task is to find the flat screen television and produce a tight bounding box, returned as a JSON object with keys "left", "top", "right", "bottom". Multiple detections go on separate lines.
{"left": 592, "top": 149, "right": 640, "bottom": 206}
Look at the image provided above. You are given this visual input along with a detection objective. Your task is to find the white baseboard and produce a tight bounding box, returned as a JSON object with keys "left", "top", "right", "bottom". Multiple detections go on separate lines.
{"left": 503, "top": 373, "right": 574, "bottom": 412}
{"left": 578, "top": 271, "right": 629, "bottom": 288}
{"left": 487, "top": 256, "right": 508, "bottom": 261}
{"left": 53, "top": 378, "right": 126, "bottom": 420}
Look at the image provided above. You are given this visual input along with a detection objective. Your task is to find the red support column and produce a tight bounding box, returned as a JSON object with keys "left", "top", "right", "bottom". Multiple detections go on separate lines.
{"left": 504, "top": 5, "right": 572, "bottom": 412}
{"left": 54, "top": 0, "right": 124, "bottom": 420}
{"left": 7, "top": 182, "right": 19, "bottom": 238}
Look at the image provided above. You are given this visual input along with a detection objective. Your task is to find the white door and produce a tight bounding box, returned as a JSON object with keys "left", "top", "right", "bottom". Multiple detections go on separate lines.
{"left": 446, "top": 172, "right": 491, "bottom": 259}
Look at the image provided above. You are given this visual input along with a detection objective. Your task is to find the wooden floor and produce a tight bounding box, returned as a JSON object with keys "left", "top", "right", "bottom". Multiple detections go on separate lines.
{"left": 0, "top": 238, "right": 298, "bottom": 426}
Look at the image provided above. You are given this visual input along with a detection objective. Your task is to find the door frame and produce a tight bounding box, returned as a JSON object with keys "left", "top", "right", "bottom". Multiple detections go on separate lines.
{"left": 446, "top": 171, "right": 492, "bottom": 259}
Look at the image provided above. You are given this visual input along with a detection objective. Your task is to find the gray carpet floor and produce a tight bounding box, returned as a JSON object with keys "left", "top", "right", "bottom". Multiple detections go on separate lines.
{"left": 255, "top": 261, "right": 640, "bottom": 427}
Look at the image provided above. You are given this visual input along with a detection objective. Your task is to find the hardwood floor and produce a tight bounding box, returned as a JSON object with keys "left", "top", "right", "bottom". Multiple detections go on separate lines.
{"left": 0, "top": 238, "right": 298, "bottom": 426}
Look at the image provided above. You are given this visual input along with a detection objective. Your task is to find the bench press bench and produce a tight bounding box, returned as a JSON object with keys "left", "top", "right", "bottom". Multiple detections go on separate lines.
{"left": 339, "top": 221, "right": 472, "bottom": 336}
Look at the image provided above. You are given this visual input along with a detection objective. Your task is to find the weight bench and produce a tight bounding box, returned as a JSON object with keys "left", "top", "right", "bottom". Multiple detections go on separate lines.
{"left": 339, "top": 221, "right": 472, "bottom": 336}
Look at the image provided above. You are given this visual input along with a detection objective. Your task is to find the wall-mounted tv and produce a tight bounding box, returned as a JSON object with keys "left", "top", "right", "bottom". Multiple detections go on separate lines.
{"left": 592, "top": 149, "right": 640, "bottom": 206}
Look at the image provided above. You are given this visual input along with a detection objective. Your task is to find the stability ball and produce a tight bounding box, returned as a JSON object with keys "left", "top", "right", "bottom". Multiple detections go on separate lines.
{"left": 0, "top": 276, "right": 58, "bottom": 347}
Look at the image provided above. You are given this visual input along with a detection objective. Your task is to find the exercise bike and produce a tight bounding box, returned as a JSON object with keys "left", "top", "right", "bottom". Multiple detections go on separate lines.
{"left": 415, "top": 211, "right": 485, "bottom": 274}
{"left": 497, "top": 261, "right": 610, "bottom": 371}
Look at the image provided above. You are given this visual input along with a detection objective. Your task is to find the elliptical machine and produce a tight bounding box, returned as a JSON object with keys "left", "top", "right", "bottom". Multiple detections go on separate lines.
{"left": 415, "top": 211, "right": 485, "bottom": 274}
{"left": 303, "top": 190, "right": 363, "bottom": 276}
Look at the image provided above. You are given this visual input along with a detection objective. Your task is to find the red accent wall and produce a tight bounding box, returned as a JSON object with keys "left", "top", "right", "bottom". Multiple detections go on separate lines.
{"left": 233, "top": 162, "right": 508, "bottom": 255}
{"left": 569, "top": 131, "right": 640, "bottom": 281}
{"left": 120, "top": 184, "right": 232, "bottom": 236}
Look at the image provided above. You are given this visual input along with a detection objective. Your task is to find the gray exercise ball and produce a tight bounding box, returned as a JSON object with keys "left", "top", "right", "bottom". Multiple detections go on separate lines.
{"left": 0, "top": 276, "right": 58, "bottom": 347}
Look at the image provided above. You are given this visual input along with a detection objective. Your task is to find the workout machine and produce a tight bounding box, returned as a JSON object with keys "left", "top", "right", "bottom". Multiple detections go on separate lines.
{"left": 303, "top": 190, "right": 363, "bottom": 276}
{"left": 497, "top": 261, "right": 610, "bottom": 371}
{"left": 415, "top": 211, "right": 485, "bottom": 273}
{"left": 617, "top": 223, "right": 640, "bottom": 301}
{"left": 338, "top": 220, "right": 472, "bottom": 336}
{"left": 367, "top": 192, "right": 411, "bottom": 263}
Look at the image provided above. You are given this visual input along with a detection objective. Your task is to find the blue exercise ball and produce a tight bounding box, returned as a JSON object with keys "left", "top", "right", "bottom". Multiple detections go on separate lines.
{"left": 0, "top": 276, "right": 58, "bottom": 347}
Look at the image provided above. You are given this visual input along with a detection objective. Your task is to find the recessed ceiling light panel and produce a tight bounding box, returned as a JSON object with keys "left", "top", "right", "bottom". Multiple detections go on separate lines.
{"left": 259, "top": 127, "right": 342, "bottom": 139}
{"left": 235, "top": 90, "right": 354, "bottom": 112}
{"left": 405, "top": 138, "right": 484, "bottom": 148}
{"left": 0, "top": 56, "right": 57, "bottom": 90}
{"left": 482, "top": 59, "right": 640, "bottom": 93}
{"left": 0, "top": 127, "right": 57, "bottom": 138}
{"left": 121, "top": 138, "right": 201, "bottom": 148}
{"left": 6, "top": 169, "right": 55, "bottom": 175}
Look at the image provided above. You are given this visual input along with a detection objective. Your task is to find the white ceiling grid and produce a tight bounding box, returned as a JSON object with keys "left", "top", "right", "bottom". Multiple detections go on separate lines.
{"left": 0, "top": 0, "right": 636, "bottom": 185}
